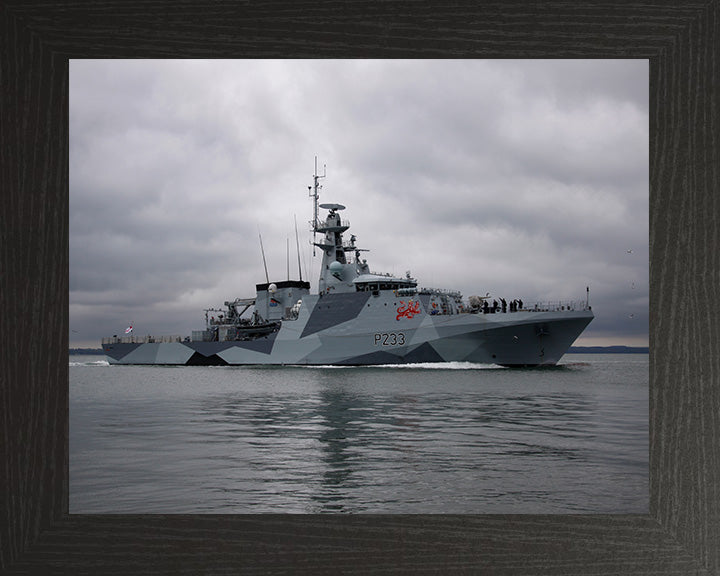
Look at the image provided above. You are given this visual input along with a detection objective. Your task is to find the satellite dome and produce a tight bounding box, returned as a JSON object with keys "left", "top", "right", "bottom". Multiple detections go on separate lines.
{"left": 329, "top": 261, "right": 343, "bottom": 276}
{"left": 268, "top": 283, "right": 277, "bottom": 293}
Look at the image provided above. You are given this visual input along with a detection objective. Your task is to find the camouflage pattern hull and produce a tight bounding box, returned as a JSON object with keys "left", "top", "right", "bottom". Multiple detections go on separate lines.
{"left": 103, "top": 291, "right": 593, "bottom": 367}
{"left": 103, "top": 161, "right": 594, "bottom": 367}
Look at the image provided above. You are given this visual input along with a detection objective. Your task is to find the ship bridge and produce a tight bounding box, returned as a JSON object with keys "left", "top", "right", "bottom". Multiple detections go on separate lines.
{"left": 353, "top": 273, "right": 417, "bottom": 293}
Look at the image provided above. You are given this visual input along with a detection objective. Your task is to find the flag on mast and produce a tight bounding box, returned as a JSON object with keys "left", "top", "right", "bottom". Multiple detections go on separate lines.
{"left": 125, "top": 325, "right": 133, "bottom": 334}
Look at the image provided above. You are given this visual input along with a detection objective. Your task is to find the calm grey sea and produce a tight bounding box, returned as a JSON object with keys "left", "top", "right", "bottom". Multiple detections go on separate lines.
{"left": 69, "top": 354, "right": 648, "bottom": 514}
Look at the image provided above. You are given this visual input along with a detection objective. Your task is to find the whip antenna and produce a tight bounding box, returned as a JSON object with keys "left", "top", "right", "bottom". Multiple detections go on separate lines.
{"left": 258, "top": 229, "right": 269, "bottom": 284}
{"left": 294, "top": 214, "right": 303, "bottom": 281}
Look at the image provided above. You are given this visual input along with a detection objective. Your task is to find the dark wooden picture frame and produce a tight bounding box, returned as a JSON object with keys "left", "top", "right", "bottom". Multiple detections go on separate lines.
{"left": 1, "top": 2, "right": 718, "bottom": 574}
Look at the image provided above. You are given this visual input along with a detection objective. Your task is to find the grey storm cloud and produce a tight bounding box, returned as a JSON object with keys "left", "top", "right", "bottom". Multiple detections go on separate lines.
{"left": 70, "top": 59, "right": 648, "bottom": 348}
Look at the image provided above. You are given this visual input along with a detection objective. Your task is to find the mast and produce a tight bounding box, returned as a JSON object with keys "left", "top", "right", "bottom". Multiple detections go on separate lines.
{"left": 308, "top": 156, "right": 325, "bottom": 256}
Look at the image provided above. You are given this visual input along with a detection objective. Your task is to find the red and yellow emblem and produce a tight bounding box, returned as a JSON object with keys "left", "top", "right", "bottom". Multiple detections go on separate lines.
{"left": 396, "top": 300, "right": 421, "bottom": 320}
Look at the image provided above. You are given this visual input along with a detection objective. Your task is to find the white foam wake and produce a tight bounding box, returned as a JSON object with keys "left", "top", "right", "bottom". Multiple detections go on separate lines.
{"left": 69, "top": 359, "right": 110, "bottom": 367}
{"left": 302, "top": 361, "right": 501, "bottom": 370}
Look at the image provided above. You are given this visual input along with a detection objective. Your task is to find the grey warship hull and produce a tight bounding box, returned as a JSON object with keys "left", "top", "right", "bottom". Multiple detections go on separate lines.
{"left": 102, "top": 161, "right": 593, "bottom": 366}
{"left": 103, "top": 291, "right": 593, "bottom": 367}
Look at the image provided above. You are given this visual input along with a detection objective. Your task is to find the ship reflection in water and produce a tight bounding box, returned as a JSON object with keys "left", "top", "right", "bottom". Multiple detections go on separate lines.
{"left": 70, "top": 355, "right": 648, "bottom": 514}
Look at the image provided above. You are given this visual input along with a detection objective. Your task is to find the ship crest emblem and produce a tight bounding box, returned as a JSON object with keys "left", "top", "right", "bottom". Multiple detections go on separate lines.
{"left": 396, "top": 300, "right": 421, "bottom": 321}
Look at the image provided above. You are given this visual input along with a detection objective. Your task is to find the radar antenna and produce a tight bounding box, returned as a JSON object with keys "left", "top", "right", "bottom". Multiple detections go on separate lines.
{"left": 308, "top": 156, "right": 326, "bottom": 256}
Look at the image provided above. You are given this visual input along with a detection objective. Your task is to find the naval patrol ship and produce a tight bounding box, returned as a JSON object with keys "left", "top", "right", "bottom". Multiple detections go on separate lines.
{"left": 102, "top": 163, "right": 593, "bottom": 366}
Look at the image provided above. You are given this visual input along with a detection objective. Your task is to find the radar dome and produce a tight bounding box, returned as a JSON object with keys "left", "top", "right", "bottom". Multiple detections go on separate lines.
{"left": 329, "top": 261, "right": 343, "bottom": 277}
{"left": 268, "top": 283, "right": 277, "bottom": 293}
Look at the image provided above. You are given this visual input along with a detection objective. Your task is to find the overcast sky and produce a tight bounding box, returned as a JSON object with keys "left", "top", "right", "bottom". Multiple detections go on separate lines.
{"left": 69, "top": 59, "right": 648, "bottom": 349}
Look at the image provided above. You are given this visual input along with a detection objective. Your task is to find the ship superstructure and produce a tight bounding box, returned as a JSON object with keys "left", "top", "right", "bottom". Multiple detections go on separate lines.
{"left": 102, "top": 161, "right": 593, "bottom": 366}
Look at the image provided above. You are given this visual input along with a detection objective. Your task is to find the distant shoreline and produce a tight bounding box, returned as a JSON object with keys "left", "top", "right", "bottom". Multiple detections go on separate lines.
{"left": 70, "top": 346, "right": 650, "bottom": 355}
{"left": 565, "top": 346, "right": 649, "bottom": 354}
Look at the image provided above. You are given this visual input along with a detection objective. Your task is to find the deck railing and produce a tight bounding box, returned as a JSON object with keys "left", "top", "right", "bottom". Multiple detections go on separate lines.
{"left": 465, "top": 300, "right": 591, "bottom": 314}
{"left": 527, "top": 300, "right": 590, "bottom": 312}
{"left": 102, "top": 335, "right": 185, "bottom": 345}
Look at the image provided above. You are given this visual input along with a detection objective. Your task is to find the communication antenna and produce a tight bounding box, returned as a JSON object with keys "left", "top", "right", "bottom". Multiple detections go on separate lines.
{"left": 308, "top": 156, "right": 326, "bottom": 256}
{"left": 294, "top": 214, "right": 303, "bottom": 281}
{"left": 258, "top": 229, "right": 270, "bottom": 284}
